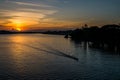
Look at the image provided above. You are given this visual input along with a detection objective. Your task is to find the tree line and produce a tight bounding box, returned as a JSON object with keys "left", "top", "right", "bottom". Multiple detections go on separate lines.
{"left": 68, "top": 24, "right": 120, "bottom": 53}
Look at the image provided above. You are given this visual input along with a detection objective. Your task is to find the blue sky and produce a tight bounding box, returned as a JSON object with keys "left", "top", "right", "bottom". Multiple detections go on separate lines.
{"left": 0, "top": 0, "right": 120, "bottom": 30}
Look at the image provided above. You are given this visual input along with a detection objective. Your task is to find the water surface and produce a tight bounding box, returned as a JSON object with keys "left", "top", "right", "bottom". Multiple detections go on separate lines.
{"left": 0, "top": 34, "right": 120, "bottom": 80}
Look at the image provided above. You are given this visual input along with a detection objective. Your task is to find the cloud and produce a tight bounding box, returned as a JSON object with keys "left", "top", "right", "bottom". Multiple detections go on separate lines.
{"left": 0, "top": 0, "right": 78, "bottom": 29}
{"left": 7, "top": 1, "right": 54, "bottom": 8}
{"left": 18, "top": 8, "right": 57, "bottom": 15}
{"left": 0, "top": 0, "right": 58, "bottom": 27}
{"left": 0, "top": 25, "right": 5, "bottom": 27}
{"left": 0, "top": 16, "right": 13, "bottom": 19}
{"left": 0, "top": 8, "right": 57, "bottom": 21}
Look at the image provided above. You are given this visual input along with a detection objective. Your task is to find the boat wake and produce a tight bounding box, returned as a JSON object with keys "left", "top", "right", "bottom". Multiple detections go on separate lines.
{"left": 1, "top": 42, "right": 78, "bottom": 61}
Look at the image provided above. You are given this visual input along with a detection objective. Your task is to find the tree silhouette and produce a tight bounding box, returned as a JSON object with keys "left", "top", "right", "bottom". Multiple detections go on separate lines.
{"left": 69, "top": 24, "right": 120, "bottom": 53}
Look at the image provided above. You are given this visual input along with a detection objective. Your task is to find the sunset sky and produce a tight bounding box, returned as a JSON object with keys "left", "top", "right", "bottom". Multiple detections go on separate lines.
{"left": 0, "top": 0, "right": 120, "bottom": 31}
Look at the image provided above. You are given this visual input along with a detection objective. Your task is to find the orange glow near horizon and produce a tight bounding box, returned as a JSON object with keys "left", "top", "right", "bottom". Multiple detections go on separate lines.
{"left": 8, "top": 19, "right": 26, "bottom": 31}
{"left": 6, "top": 18, "right": 39, "bottom": 31}
{"left": 12, "top": 20, "right": 23, "bottom": 31}
{"left": 16, "top": 28, "right": 22, "bottom": 31}
{"left": 2, "top": 17, "right": 84, "bottom": 31}
{"left": 11, "top": 20, "right": 23, "bottom": 27}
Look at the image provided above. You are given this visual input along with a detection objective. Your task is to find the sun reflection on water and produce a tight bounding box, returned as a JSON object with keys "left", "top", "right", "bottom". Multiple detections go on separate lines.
{"left": 8, "top": 36, "right": 30, "bottom": 74}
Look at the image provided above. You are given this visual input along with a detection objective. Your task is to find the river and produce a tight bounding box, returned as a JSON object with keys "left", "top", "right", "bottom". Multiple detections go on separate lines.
{"left": 0, "top": 34, "right": 120, "bottom": 80}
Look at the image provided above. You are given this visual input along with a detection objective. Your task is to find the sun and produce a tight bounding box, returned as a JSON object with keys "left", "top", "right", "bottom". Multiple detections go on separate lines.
{"left": 10, "top": 20, "right": 23, "bottom": 31}
{"left": 16, "top": 28, "right": 21, "bottom": 31}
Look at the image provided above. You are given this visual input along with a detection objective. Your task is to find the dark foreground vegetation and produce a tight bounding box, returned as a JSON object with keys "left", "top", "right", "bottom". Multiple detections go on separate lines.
{"left": 68, "top": 24, "right": 120, "bottom": 53}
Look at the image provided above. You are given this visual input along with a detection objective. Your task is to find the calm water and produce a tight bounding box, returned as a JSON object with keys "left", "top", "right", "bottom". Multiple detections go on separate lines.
{"left": 0, "top": 34, "right": 120, "bottom": 80}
